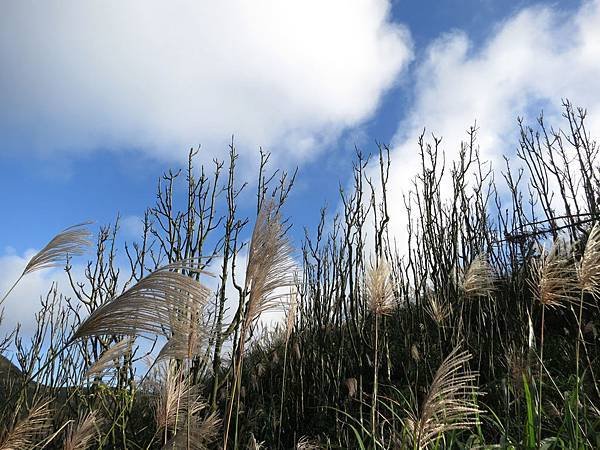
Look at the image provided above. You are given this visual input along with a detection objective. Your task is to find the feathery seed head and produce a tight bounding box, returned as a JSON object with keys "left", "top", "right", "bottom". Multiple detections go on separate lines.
{"left": 23, "top": 223, "right": 92, "bottom": 275}
{"left": 405, "top": 346, "right": 482, "bottom": 449}
{"left": 530, "top": 240, "right": 579, "bottom": 308}
{"left": 578, "top": 222, "right": 600, "bottom": 297}
{"left": 72, "top": 260, "right": 212, "bottom": 347}
{"left": 63, "top": 411, "right": 102, "bottom": 450}
{"left": 425, "top": 294, "right": 451, "bottom": 325}
{"left": 367, "top": 258, "right": 395, "bottom": 316}
{"left": 0, "top": 399, "right": 53, "bottom": 450}
{"left": 462, "top": 255, "right": 495, "bottom": 299}
{"left": 244, "top": 201, "right": 295, "bottom": 330}
{"left": 84, "top": 337, "right": 134, "bottom": 379}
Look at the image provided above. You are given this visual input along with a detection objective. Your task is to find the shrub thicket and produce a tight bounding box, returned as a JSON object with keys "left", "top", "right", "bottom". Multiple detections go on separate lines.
{"left": 1, "top": 101, "right": 600, "bottom": 449}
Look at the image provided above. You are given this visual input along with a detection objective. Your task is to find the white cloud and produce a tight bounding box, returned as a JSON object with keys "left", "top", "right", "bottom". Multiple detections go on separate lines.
{"left": 381, "top": 0, "right": 600, "bottom": 247}
{"left": 0, "top": 250, "right": 72, "bottom": 337}
{"left": 120, "top": 215, "right": 145, "bottom": 240}
{"left": 0, "top": 0, "right": 412, "bottom": 166}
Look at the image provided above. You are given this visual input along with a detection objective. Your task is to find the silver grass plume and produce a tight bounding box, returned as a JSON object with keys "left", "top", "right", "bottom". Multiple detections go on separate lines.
{"left": 243, "top": 200, "right": 295, "bottom": 330}
{"left": 247, "top": 434, "right": 265, "bottom": 449}
{"left": 63, "top": 411, "right": 102, "bottom": 450}
{"left": 578, "top": 222, "right": 600, "bottom": 297}
{"left": 0, "top": 223, "right": 91, "bottom": 307}
{"left": 425, "top": 294, "right": 451, "bottom": 326}
{"left": 405, "top": 346, "right": 482, "bottom": 449}
{"left": 530, "top": 240, "right": 579, "bottom": 308}
{"left": 23, "top": 223, "right": 92, "bottom": 275}
{"left": 367, "top": 258, "right": 395, "bottom": 316}
{"left": 72, "top": 260, "right": 211, "bottom": 346}
{"left": 153, "top": 364, "right": 203, "bottom": 433}
{"left": 157, "top": 285, "right": 211, "bottom": 362}
{"left": 296, "top": 436, "right": 322, "bottom": 449}
{"left": 162, "top": 411, "right": 220, "bottom": 450}
{"left": 84, "top": 337, "right": 134, "bottom": 379}
{"left": 0, "top": 399, "right": 53, "bottom": 450}
{"left": 154, "top": 364, "right": 219, "bottom": 450}
{"left": 461, "top": 254, "right": 495, "bottom": 299}
{"left": 224, "top": 200, "right": 295, "bottom": 448}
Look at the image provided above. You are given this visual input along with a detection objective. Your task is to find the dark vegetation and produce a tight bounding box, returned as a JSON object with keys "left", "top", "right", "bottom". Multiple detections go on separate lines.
{"left": 1, "top": 101, "right": 600, "bottom": 449}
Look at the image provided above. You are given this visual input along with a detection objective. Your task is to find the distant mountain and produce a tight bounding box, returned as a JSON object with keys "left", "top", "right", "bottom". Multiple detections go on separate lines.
{"left": 0, "top": 354, "right": 22, "bottom": 380}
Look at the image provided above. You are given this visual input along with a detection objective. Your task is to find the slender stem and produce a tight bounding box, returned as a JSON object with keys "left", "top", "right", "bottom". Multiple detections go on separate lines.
{"left": 372, "top": 314, "right": 379, "bottom": 441}
{"left": 538, "top": 305, "right": 545, "bottom": 448}
{"left": 574, "top": 290, "right": 585, "bottom": 445}
{"left": 277, "top": 338, "right": 290, "bottom": 448}
{"left": 223, "top": 327, "right": 246, "bottom": 449}
{"left": 0, "top": 274, "right": 24, "bottom": 307}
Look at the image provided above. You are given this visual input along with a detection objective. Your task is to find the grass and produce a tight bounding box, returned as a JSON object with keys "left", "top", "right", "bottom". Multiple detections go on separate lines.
{"left": 1, "top": 100, "right": 600, "bottom": 448}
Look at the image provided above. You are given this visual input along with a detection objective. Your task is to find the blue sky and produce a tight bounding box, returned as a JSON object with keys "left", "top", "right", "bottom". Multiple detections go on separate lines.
{"left": 1, "top": 0, "right": 599, "bottom": 332}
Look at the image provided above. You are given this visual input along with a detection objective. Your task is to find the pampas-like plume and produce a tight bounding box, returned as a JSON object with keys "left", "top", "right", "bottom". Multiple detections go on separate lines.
{"left": 0, "top": 223, "right": 91, "bottom": 307}
{"left": 367, "top": 259, "right": 395, "bottom": 316}
{"left": 405, "top": 346, "right": 481, "bottom": 450}
{"left": 153, "top": 365, "right": 204, "bottom": 434}
{"left": 84, "top": 338, "right": 134, "bottom": 379}
{"left": 247, "top": 433, "right": 265, "bottom": 449}
{"left": 530, "top": 240, "right": 579, "bottom": 308}
{"left": 296, "top": 435, "right": 321, "bottom": 449}
{"left": 0, "top": 399, "right": 53, "bottom": 450}
{"left": 72, "top": 260, "right": 211, "bottom": 344}
{"left": 162, "top": 411, "right": 220, "bottom": 450}
{"left": 154, "top": 364, "right": 220, "bottom": 450}
{"left": 243, "top": 201, "right": 295, "bottom": 330}
{"left": 425, "top": 295, "right": 451, "bottom": 325}
{"left": 367, "top": 258, "right": 395, "bottom": 440}
{"left": 23, "top": 223, "right": 92, "bottom": 275}
{"left": 157, "top": 291, "right": 210, "bottom": 362}
{"left": 578, "top": 222, "right": 600, "bottom": 297}
{"left": 63, "top": 411, "right": 102, "bottom": 450}
{"left": 461, "top": 255, "right": 495, "bottom": 299}
{"left": 224, "top": 200, "right": 295, "bottom": 449}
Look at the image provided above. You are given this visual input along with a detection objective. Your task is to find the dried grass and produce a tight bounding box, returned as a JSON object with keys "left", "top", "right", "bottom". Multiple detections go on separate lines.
{"left": 23, "top": 223, "right": 92, "bottom": 275}
{"left": 153, "top": 364, "right": 203, "bottom": 434}
{"left": 1, "top": 223, "right": 92, "bottom": 307}
{"left": 63, "top": 411, "right": 102, "bottom": 450}
{"left": 84, "top": 337, "right": 134, "bottom": 379}
{"left": 285, "top": 289, "right": 298, "bottom": 342}
{"left": 243, "top": 201, "right": 295, "bottom": 330}
{"left": 578, "top": 222, "right": 600, "bottom": 297}
{"left": 462, "top": 255, "right": 495, "bottom": 299}
{"left": 0, "top": 399, "right": 53, "bottom": 450}
{"left": 530, "top": 240, "right": 579, "bottom": 308}
{"left": 405, "top": 346, "right": 481, "bottom": 450}
{"left": 425, "top": 294, "right": 451, "bottom": 325}
{"left": 366, "top": 259, "right": 395, "bottom": 316}
{"left": 72, "top": 260, "right": 211, "bottom": 346}
{"left": 155, "top": 364, "right": 220, "bottom": 450}
{"left": 162, "top": 411, "right": 220, "bottom": 450}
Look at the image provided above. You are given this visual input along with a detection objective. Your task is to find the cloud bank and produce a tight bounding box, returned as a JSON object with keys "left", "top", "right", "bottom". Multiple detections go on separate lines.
{"left": 0, "top": 0, "right": 412, "bottom": 164}
{"left": 0, "top": 249, "right": 72, "bottom": 337}
{"left": 382, "top": 0, "right": 600, "bottom": 244}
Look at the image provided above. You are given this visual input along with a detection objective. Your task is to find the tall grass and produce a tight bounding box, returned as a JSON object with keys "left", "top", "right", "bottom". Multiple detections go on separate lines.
{"left": 1, "top": 101, "right": 600, "bottom": 448}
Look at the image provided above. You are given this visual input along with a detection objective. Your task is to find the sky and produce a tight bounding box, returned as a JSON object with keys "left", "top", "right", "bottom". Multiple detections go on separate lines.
{"left": 1, "top": 0, "right": 599, "bottom": 335}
